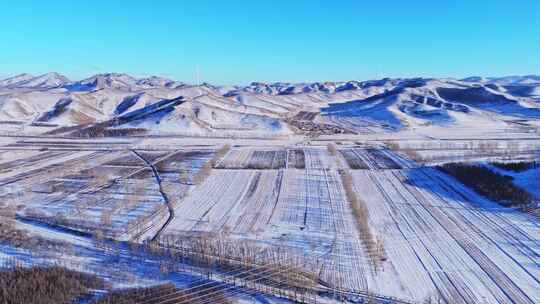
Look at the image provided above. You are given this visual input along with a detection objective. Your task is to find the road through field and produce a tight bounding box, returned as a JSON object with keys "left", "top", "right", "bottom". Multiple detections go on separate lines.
{"left": 131, "top": 150, "right": 175, "bottom": 241}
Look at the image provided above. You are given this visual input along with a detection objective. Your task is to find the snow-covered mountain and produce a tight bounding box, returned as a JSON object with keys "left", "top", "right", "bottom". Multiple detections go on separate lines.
{"left": 1, "top": 73, "right": 539, "bottom": 136}
{"left": 0, "top": 73, "right": 35, "bottom": 87}
{"left": 225, "top": 80, "right": 369, "bottom": 96}
{"left": 135, "top": 76, "right": 186, "bottom": 89}
{"left": 61, "top": 73, "right": 187, "bottom": 91}
{"left": 461, "top": 75, "right": 540, "bottom": 85}
{"left": 0, "top": 72, "right": 70, "bottom": 89}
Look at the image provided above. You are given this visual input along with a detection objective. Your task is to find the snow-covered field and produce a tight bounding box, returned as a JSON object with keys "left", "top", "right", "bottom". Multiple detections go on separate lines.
{"left": 164, "top": 147, "right": 375, "bottom": 295}
{"left": 158, "top": 145, "right": 539, "bottom": 303}
{"left": 1, "top": 72, "right": 539, "bottom": 303}
{"left": 0, "top": 136, "right": 538, "bottom": 303}
{"left": 353, "top": 168, "right": 539, "bottom": 302}
{"left": 0, "top": 145, "right": 213, "bottom": 240}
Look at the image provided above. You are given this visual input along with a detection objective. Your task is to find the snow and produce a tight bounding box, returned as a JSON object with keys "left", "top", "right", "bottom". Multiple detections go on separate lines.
{"left": 1, "top": 72, "right": 540, "bottom": 303}
{"left": 156, "top": 145, "right": 539, "bottom": 302}
{"left": 0, "top": 73, "right": 35, "bottom": 87}
{"left": 508, "top": 168, "right": 540, "bottom": 199}
{"left": 1, "top": 72, "right": 539, "bottom": 137}
{"left": 1, "top": 139, "right": 539, "bottom": 303}
{"left": 352, "top": 167, "right": 540, "bottom": 302}
{"left": 16, "top": 72, "right": 70, "bottom": 89}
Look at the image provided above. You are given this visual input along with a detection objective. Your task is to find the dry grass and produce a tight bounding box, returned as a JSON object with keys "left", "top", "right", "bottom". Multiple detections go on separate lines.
{"left": 71, "top": 110, "right": 96, "bottom": 125}
{"left": 0, "top": 205, "right": 18, "bottom": 244}
{"left": 90, "top": 171, "right": 113, "bottom": 189}
{"left": 193, "top": 162, "right": 212, "bottom": 185}
{"left": 385, "top": 141, "right": 400, "bottom": 151}
{"left": 339, "top": 169, "right": 386, "bottom": 270}
{"left": 213, "top": 144, "right": 232, "bottom": 166}
{"left": 124, "top": 178, "right": 146, "bottom": 209}
{"left": 0, "top": 204, "right": 16, "bottom": 221}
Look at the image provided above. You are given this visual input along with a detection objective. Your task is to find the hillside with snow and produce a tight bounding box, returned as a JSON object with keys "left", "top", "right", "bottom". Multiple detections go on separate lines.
{"left": 1, "top": 72, "right": 539, "bottom": 137}
{"left": 1, "top": 73, "right": 540, "bottom": 304}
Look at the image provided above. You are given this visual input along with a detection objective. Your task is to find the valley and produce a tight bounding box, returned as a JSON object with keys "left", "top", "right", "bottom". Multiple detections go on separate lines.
{"left": 0, "top": 73, "right": 539, "bottom": 303}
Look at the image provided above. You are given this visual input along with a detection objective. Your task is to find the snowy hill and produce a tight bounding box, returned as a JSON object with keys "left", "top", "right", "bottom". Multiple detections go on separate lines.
{"left": 461, "top": 75, "right": 540, "bottom": 85}
{"left": 0, "top": 73, "right": 35, "bottom": 87}
{"left": 1, "top": 73, "right": 540, "bottom": 136}
{"left": 0, "top": 72, "right": 70, "bottom": 89}
{"left": 62, "top": 73, "right": 187, "bottom": 91}
{"left": 64, "top": 73, "right": 141, "bottom": 91}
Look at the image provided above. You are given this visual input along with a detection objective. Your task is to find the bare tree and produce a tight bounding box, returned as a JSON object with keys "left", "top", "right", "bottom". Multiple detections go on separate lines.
{"left": 100, "top": 210, "right": 113, "bottom": 228}
{"left": 327, "top": 142, "right": 338, "bottom": 156}
{"left": 193, "top": 144, "right": 231, "bottom": 185}
{"left": 178, "top": 164, "right": 189, "bottom": 184}
{"left": 339, "top": 169, "right": 386, "bottom": 270}
{"left": 90, "top": 171, "right": 113, "bottom": 190}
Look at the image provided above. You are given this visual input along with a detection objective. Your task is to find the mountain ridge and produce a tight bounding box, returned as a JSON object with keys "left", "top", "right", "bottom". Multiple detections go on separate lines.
{"left": 1, "top": 73, "right": 539, "bottom": 137}
{"left": 2, "top": 73, "right": 539, "bottom": 91}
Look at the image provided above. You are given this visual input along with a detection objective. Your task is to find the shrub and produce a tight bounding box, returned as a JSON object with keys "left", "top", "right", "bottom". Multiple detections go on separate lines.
{"left": 0, "top": 266, "right": 106, "bottom": 304}
{"left": 194, "top": 144, "right": 230, "bottom": 184}
{"left": 154, "top": 235, "right": 322, "bottom": 298}
{"left": 339, "top": 169, "right": 386, "bottom": 269}
{"left": 93, "top": 283, "right": 232, "bottom": 304}
{"left": 491, "top": 161, "right": 537, "bottom": 173}
{"left": 438, "top": 163, "right": 533, "bottom": 207}
{"left": 327, "top": 143, "right": 338, "bottom": 156}
{"left": 291, "top": 149, "right": 305, "bottom": 169}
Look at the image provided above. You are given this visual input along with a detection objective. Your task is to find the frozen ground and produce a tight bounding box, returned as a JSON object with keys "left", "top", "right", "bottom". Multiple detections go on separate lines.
{"left": 162, "top": 144, "right": 539, "bottom": 303}
{"left": 0, "top": 72, "right": 539, "bottom": 303}
{"left": 352, "top": 168, "right": 539, "bottom": 303}
{"left": 0, "top": 132, "right": 539, "bottom": 303}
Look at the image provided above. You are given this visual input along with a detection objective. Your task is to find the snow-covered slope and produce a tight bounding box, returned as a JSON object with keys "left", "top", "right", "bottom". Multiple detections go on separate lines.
{"left": 1, "top": 73, "right": 539, "bottom": 136}
{"left": 460, "top": 75, "right": 540, "bottom": 100}
{"left": 63, "top": 73, "right": 186, "bottom": 91}
{"left": 320, "top": 77, "right": 540, "bottom": 131}
{"left": 0, "top": 73, "right": 35, "bottom": 87}
{"left": 0, "top": 72, "right": 70, "bottom": 89}
{"left": 461, "top": 75, "right": 540, "bottom": 85}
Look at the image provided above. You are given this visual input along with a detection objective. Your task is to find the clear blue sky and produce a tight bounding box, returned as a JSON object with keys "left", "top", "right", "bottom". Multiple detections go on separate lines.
{"left": 0, "top": 0, "right": 538, "bottom": 84}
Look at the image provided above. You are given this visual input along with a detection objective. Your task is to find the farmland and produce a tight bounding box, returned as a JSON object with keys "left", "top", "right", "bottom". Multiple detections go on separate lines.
{"left": 0, "top": 135, "right": 538, "bottom": 303}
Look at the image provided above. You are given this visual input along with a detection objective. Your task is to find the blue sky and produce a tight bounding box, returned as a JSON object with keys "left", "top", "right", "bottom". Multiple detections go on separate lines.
{"left": 0, "top": 1, "right": 538, "bottom": 84}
